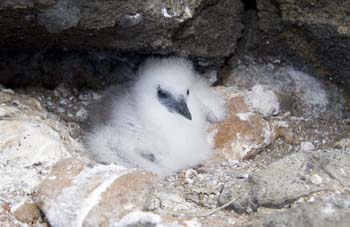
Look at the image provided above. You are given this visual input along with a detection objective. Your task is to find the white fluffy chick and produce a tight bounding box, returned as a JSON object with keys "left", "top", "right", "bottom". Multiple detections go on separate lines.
{"left": 85, "top": 57, "right": 226, "bottom": 176}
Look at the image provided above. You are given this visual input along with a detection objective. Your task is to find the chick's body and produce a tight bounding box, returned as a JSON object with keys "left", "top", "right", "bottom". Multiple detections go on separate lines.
{"left": 85, "top": 58, "right": 226, "bottom": 176}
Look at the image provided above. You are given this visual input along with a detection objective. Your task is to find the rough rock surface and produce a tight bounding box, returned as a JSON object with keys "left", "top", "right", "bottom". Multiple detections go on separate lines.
{"left": 0, "top": 89, "right": 87, "bottom": 226}
{"left": 250, "top": 193, "right": 350, "bottom": 227}
{"left": 1, "top": 62, "right": 350, "bottom": 226}
{"left": 227, "top": 58, "right": 344, "bottom": 117}
{"left": 38, "top": 159, "right": 167, "bottom": 227}
{"left": 2, "top": 0, "right": 350, "bottom": 92}
{"left": 0, "top": 90, "right": 85, "bottom": 208}
{"left": 0, "top": 0, "right": 242, "bottom": 57}
{"left": 219, "top": 150, "right": 350, "bottom": 213}
{"left": 256, "top": 0, "right": 350, "bottom": 89}
{"left": 210, "top": 87, "right": 278, "bottom": 160}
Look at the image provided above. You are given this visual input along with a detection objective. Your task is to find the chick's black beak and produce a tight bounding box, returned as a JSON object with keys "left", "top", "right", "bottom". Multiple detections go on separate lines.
{"left": 174, "top": 98, "right": 192, "bottom": 120}
{"left": 158, "top": 88, "right": 192, "bottom": 120}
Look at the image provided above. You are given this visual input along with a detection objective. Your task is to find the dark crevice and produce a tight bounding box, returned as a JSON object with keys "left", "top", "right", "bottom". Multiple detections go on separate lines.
{"left": 215, "top": 0, "right": 258, "bottom": 86}
{"left": 243, "top": 0, "right": 257, "bottom": 10}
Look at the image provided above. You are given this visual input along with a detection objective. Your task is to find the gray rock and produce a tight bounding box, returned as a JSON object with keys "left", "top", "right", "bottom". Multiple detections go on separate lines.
{"left": 262, "top": 193, "right": 350, "bottom": 227}
{"left": 0, "top": 0, "right": 243, "bottom": 57}
{"left": 38, "top": 0, "right": 81, "bottom": 32}
{"left": 219, "top": 150, "right": 350, "bottom": 211}
{"left": 257, "top": 0, "right": 350, "bottom": 90}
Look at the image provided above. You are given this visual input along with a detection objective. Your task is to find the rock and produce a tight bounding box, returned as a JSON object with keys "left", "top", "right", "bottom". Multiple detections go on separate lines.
{"left": 0, "top": 90, "right": 85, "bottom": 208}
{"left": 245, "top": 84, "right": 280, "bottom": 117}
{"left": 257, "top": 0, "right": 350, "bottom": 89}
{"left": 335, "top": 137, "right": 350, "bottom": 150}
{"left": 0, "top": 200, "right": 10, "bottom": 213}
{"left": 210, "top": 87, "right": 276, "bottom": 161}
{"left": 218, "top": 179, "right": 254, "bottom": 213}
{"left": 13, "top": 202, "right": 41, "bottom": 224}
{"left": 37, "top": 158, "right": 161, "bottom": 226}
{"left": 320, "top": 150, "right": 350, "bottom": 187}
{"left": 0, "top": 0, "right": 243, "bottom": 58}
{"left": 300, "top": 142, "right": 315, "bottom": 152}
{"left": 219, "top": 150, "right": 350, "bottom": 211}
{"left": 75, "top": 107, "right": 88, "bottom": 122}
{"left": 227, "top": 60, "right": 336, "bottom": 116}
{"left": 310, "top": 174, "right": 323, "bottom": 186}
{"left": 274, "top": 125, "right": 295, "bottom": 145}
{"left": 261, "top": 193, "right": 350, "bottom": 227}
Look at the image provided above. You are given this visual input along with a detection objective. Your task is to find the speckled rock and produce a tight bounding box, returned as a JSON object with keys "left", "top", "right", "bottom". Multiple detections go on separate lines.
{"left": 219, "top": 150, "right": 350, "bottom": 213}
{"left": 260, "top": 193, "right": 350, "bottom": 227}
{"left": 0, "top": 90, "right": 86, "bottom": 209}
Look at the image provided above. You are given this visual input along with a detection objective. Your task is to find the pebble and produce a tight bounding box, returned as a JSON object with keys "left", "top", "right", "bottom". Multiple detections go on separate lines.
{"left": 75, "top": 107, "right": 88, "bottom": 121}
{"left": 2, "top": 88, "right": 15, "bottom": 94}
{"left": 300, "top": 142, "right": 315, "bottom": 152}
{"left": 14, "top": 202, "right": 41, "bottom": 224}
{"left": 310, "top": 174, "right": 323, "bottom": 185}
{"left": 57, "top": 107, "right": 65, "bottom": 113}
{"left": 0, "top": 200, "right": 10, "bottom": 213}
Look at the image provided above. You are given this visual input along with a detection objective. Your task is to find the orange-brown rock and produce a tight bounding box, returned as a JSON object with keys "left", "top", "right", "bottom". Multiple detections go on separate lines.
{"left": 210, "top": 91, "right": 275, "bottom": 161}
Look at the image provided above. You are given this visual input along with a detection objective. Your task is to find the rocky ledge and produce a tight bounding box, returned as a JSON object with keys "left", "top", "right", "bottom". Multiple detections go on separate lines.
{"left": 1, "top": 60, "right": 350, "bottom": 226}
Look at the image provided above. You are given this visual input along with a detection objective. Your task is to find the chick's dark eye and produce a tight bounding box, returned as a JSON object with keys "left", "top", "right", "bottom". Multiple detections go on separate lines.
{"left": 157, "top": 89, "right": 168, "bottom": 99}
{"left": 187, "top": 89, "right": 190, "bottom": 96}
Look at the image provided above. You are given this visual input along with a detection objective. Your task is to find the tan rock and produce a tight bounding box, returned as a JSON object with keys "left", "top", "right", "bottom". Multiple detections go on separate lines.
{"left": 0, "top": 91, "right": 44, "bottom": 118}
{"left": 274, "top": 125, "right": 296, "bottom": 145}
{"left": 0, "top": 200, "right": 10, "bottom": 213}
{"left": 13, "top": 202, "right": 41, "bottom": 224}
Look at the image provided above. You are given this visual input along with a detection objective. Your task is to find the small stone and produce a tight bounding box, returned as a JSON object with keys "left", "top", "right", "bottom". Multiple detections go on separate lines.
{"left": 0, "top": 200, "right": 10, "bottom": 213}
{"left": 228, "top": 159, "right": 240, "bottom": 166}
{"left": 310, "top": 174, "right": 323, "bottom": 185}
{"left": 78, "top": 93, "right": 90, "bottom": 101}
{"left": 275, "top": 126, "right": 295, "bottom": 145}
{"left": 57, "top": 107, "right": 65, "bottom": 113}
{"left": 184, "top": 169, "right": 197, "bottom": 184}
{"left": 2, "top": 88, "right": 15, "bottom": 94}
{"left": 335, "top": 137, "right": 350, "bottom": 150}
{"left": 246, "top": 84, "right": 280, "bottom": 117}
{"left": 119, "top": 13, "right": 143, "bottom": 28}
{"left": 308, "top": 197, "right": 315, "bottom": 202}
{"left": 14, "top": 202, "right": 41, "bottom": 224}
{"left": 300, "top": 142, "right": 315, "bottom": 152}
{"left": 92, "top": 92, "right": 102, "bottom": 100}
{"left": 75, "top": 107, "right": 88, "bottom": 121}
